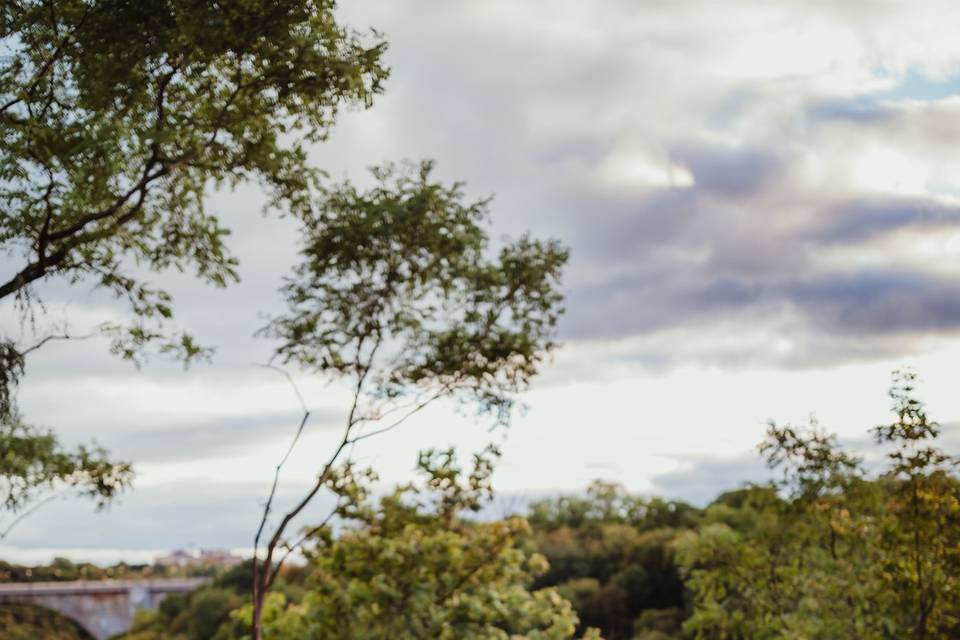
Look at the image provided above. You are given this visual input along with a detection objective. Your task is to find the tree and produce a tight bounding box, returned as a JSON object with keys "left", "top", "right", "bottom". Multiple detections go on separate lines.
{"left": 528, "top": 482, "right": 700, "bottom": 639}
{"left": 870, "top": 370, "right": 960, "bottom": 638}
{"left": 0, "top": 0, "right": 386, "bottom": 526}
{"left": 250, "top": 161, "right": 568, "bottom": 638}
{"left": 676, "top": 371, "right": 960, "bottom": 639}
{"left": 235, "top": 448, "right": 601, "bottom": 640}
{"left": 0, "top": 0, "right": 386, "bottom": 362}
{"left": 0, "top": 411, "right": 132, "bottom": 540}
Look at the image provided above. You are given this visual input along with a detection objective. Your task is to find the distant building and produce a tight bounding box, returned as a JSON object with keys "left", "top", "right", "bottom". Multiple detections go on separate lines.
{"left": 155, "top": 548, "right": 242, "bottom": 569}
{"left": 197, "top": 549, "right": 243, "bottom": 568}
{"left": 155, "top": 549, "right": 193, "bottom": 568}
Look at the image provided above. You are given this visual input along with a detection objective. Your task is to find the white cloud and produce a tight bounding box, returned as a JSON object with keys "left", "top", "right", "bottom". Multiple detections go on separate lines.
{"left": 9, "top": 0, "right": 960, "bottom": 559}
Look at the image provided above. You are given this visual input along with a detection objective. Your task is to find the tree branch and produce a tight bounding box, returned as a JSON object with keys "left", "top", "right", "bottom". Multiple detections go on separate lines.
{"left": 348, "top": 385, "right": 451, "bottom": 445}
{"left": 0, "top": 492, "right": 61, "bottom": 540}
{"left": 20, "top": 331, "right": 95, "bottom": 358}
{"left": 251, "top": 364, "right": 312, "bottom": 621}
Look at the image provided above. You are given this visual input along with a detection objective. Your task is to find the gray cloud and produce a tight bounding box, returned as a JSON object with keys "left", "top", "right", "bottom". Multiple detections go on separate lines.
{"left": 813, "top": 195, "right": 960, "bottom": 243}
{"left": 1, "top": 481, "right": 338, "bottom": 551}
{"left": 90, "top": 410, "right": 341, "bottom": 464}
{"left": 670, "top": 144, "right": 785, "bottom": 198}
{"left": 651, "top": 453, "right": 772, "bottom": 506}
{"left": 807, "top": 98, "right": 895, "bottom": 124}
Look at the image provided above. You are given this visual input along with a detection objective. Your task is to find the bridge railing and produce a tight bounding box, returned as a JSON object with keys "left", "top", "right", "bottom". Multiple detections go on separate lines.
{"left": 0, "top": 577, "right": 208, "bottom": 597}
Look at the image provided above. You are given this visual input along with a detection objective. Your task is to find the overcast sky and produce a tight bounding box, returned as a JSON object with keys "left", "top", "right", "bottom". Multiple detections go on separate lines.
{"left": 6, "top": 0, "right": 960, "bottom": 563}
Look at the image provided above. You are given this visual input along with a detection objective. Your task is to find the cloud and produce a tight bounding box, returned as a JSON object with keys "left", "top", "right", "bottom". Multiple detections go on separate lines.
{"left": 9, "top": 0, "right": 960, "bottom": 375}
{"left": 96, "top": 411, "right": 340, "bottom": 464}
{"left": 812, "top": 196, "right": 960, "bottom": 243}
{"left": 0, "top": 480, "right": 338, "bottom": 552}
{"left": 651, "top": 453, "right": 772, "bottom": 506}
{"left": 669, "top": 144, "right": 784, "bottom": 198}
{"left": 10, "top": 0, "right": 960, "bottom": 560}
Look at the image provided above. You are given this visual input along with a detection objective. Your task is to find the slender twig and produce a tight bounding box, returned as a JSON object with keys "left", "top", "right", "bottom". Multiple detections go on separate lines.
{"left": 252, "top": 365, "right": 311, "bottom": 584}
{"left": 0, "top": 492, "right": 62, "bottom": 540}
{"left": 354, "top": 394, "right": 423, "bottom": 424}
{"left": 20, "top": 331, "right": 96, "bottom": 357}
{"left": 252, "top": 335, "right": 383, "bottom": 639}
{"left": 348, "top": 385, "right": 451, "bottom": 445}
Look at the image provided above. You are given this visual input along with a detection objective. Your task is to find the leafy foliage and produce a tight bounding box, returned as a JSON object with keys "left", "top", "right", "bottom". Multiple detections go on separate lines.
{"left": 233, "top": 447, "right": 599, "bottom": 639}
{"left": 263, "top": 160, "right": 568, "bottom": 423}
{"left": 0, "top": 602, "right": 93, "bottom": 640}
{"left": 529, "top": 482, "right": 701, "bottom": 640}
{"left": 0, "top": 0, "right": 387, "bottom": 361}
{"left": 676, "top": 371, "right": 960, "bottom": 639}
{"left": 0, "top": 412, "right": 132, "bottom": 525}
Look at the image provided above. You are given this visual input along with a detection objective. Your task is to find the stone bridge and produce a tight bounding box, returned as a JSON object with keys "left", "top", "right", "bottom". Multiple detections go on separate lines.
{"left": 0, "top": 578, "right": 207, "bottom": 639}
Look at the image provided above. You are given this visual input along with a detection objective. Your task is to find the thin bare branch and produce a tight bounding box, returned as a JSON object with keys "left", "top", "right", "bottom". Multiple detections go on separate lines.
{"left": 254, "top": 332, "right": 385, "bottom": 632}
{"left": 20, "top": 331, "right": 96, "bottom": 357}
{"left": 257, "top": 363, "right": 308, "bottom": 415}
{"left": 253, "top": 365, "right": 311, "bottom": 562}
{"left": 0, "top": 492, "right": 61, "bottom": 540}
{"left": 348, "top": 385, "right": 451, "bottom": 445}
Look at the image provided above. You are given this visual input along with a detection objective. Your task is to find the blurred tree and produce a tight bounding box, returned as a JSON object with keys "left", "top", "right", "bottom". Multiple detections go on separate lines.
{"left": 676, "top": 371, "right": 960, "bottom": 639}
{"left": 119, "top": 560, "right": 304, "bottom": 640}
{"left": 234, "top": 447, "right": 600, "bottom": 640}
{"left": 0, "top": 602, "right": 93, "bottom": 640}
{"left": 251, "top": 161, "right": 568, "bottom": 637}
{"left": 0, "top": 411, "right": 132, "bottom": 539}
{"left": 870, "top": 370, "right": 960, "bottom": 638}
{"left": 529, "top": 482, "right": 699, "bottom": 639}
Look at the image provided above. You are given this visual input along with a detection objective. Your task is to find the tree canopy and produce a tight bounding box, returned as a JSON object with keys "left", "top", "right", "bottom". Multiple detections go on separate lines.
{"left": 0, "top": 0, "right": 387, "bottom": 363}
{"left": 240, "top": 448, "right": 601, "bottom": 640}
{"left": 263, "top": 160, "right": 568, "bottom": 423}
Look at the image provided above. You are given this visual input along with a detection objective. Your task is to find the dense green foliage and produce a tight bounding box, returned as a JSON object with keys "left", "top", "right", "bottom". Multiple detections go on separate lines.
{"left": 529, "top": 483, "right": 701, "bottom": 640}
{"left": 677, "top": 371, "right": 960, "bottom": 639}
{"left": 0, "top": 0, "right": 386, "bottom": 360}
{"left": 0, "top": 602, "right": 93, "bottom": 639}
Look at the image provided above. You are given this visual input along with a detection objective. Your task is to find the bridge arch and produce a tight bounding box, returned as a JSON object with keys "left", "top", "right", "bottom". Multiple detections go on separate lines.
{"left": 0, "top": 578, "right": 206, "bottom": 640}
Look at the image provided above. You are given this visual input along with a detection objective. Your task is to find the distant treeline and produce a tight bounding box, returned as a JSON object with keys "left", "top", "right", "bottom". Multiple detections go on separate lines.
{"left": 0, "top": 557, "right": 224, "bottom": 583}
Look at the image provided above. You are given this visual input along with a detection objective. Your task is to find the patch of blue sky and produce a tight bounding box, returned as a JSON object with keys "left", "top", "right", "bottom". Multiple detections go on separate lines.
{"left": 884, "top": 68, "right": 960, "bottom": 102}
{"left": 809, "top": 68, "right": 960, "bottom": 124}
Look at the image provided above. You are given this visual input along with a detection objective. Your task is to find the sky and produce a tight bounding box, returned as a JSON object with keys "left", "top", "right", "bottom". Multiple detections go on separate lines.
{"left": 6, "top": 0, "right": 960, "bottom": 563}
